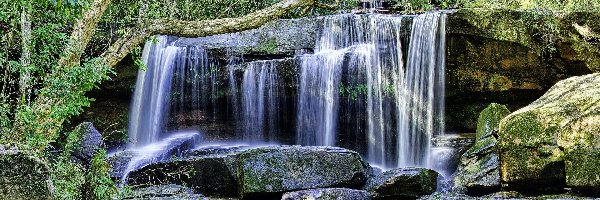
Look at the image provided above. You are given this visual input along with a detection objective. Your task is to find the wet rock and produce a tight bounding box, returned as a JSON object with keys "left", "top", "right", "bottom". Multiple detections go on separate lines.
{"left": 0, "top": 151, "right": 53, "bottom": 199}
{"left": 122, "top": 184, "right": 206, "bottom": 200}
{"left": 127, "top": 146, "right": 243, "bottom": 197}
{"left": 363, "top": 168, "right": 438, "bottom": 199}
{"left": 107, "top": 150, "right": 136, "bottom": 179}
{"left": 453, "top": 103, "right": 509, "bottom": 194}
{"left": 498, "top": 73, "right": 600, "bottom": 192}
{"left": 431, "top": 134, "right": 476, "bottom": 178}
{"left": 281, "top": 188, "right": 370, "bottom": 200}
{"left": 418, "top": 192, "right": 475, "bottom": 200}
{"left": 108, "top": 132, "right": 200, "bottom": 180}
{"left": 237, "top": 146, "right": 372, "bottom": 199}
{"left": 71, "top": 122, "right": 103, "bottom": 165}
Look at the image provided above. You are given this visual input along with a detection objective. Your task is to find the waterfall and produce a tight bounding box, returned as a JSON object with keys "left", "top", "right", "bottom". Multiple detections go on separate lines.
{"left": 241, "top": 60, "right": 281, "bottom": 142}
{"left": 397, "top": 12, "right": 446, "bottom": 168}
{"left": 296, "top": 12, "right": 446, "bottom": 169}
{"left": 128, "top": 36, "right": 219, "bottom": 147}
{"left": 128, "top": 37, "right": 179, "bottom": 147}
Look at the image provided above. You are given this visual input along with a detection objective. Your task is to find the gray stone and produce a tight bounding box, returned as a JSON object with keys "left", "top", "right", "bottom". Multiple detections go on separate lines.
{"left": 237, "top": 146, "right": 372, "bottom": 199}
{"left": 122, "top": 184, "right": 207, "bottom": 200}
{"left": 282, "top": 188, "right": 370, "bottom": 200}
{"left": 363, "top": 168, "right": 438, "bottom": 199}
{"left": 127, "top": 145, "right": 245, "bottom": 197}
{"left": 74, "top": 122, "right": 103, "bottom": 163}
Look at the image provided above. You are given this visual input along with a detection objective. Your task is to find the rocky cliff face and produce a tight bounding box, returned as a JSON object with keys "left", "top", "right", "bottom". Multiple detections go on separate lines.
{"left": 445, "top": 9, "right": 598, "bottom": 131}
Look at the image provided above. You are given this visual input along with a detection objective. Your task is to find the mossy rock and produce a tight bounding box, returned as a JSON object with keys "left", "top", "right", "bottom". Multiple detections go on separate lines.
{"left": 122, "top": 184, "right": 207, "bottom": 200}
{"left": 282, "top": 188, "right": 369, "bottom": 200}
{"left": 476, "top": 103, "right": 510, "bottom": 140}
{"left": 236, "top": 146, "right": 371, "bottom": 199}
{"left": 498, "top": 73, "right": 600, "bottom": 191}
{"left": 363, "top": 168, "right": 438, "bottom": 199}
{"left": 453, "top": 103, "right": 509, "bottom": 194}
{"left": 127, "top": 149, "right": 241, "bottom": 197}
{"left": 0, "top": 151, "right": 53, "bottom": 199}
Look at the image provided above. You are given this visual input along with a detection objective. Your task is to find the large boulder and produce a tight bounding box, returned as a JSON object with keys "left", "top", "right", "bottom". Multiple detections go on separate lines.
{"left": 363, "top": 168, "right": 438, "bottom": 199}
{"left": 237, "top": 146, "right": 372, "bottom": 199}
{"left": 453, "top": 103, "right": 509, "bottom": 194}
{"left": 281, "top": 188, "right": 370, "bottom": 200}
{"left": 498, "top": 73, "right": 600, "bottom": 191}
{"left": 0, "top": 149, "right": 53, "bottom": 199}
{"left": 127, "top": 146, "right": 244, "bottom": 197}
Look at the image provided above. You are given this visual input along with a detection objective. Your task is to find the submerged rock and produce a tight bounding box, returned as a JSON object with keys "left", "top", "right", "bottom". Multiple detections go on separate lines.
{"left": 0, "top": 150, "right": 53, "bottom": 199}
{"left": 281, "top": 188, "right": 370, "bottom": 200}
{"left": 498, "top": 73, "right": 600, "bottom": 192}
{"left": 363, "top": 168, "right": 438, "bottom": 199}
{"left": 237, "top": 146, "right": 372, "bottom": 199}
{"left": 122, "top": 184, "right": 207, "bottom": 200}
{"left": 453, "top": 103, "right": 509, "bottom": 194}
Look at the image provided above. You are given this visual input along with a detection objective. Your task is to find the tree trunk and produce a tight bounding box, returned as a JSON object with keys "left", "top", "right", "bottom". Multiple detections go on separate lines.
{"left": 18, "top": 5, "right": 31, "bottom": 105}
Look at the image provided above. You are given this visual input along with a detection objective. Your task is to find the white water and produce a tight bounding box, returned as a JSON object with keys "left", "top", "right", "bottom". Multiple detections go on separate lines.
{"left": 397, "top": 12, "right": 446, "bottom": 167}
{"left": 297, "top": 12, "right": 446, "bottom": 169}
{"left": 128, "top": 37, "right": 180, "bottom": 147}
{"left": 241, "top": 60, "right": 281, "bottom": 142}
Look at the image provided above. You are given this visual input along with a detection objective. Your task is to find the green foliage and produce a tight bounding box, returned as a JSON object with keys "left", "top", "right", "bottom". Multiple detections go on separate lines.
{"left": 86, "top": 149, "right": 117, "bottom": 200}
{"left": 52, "top": 128, "right": 86, "bottom": 200}
{"left": 339, "top": 83, "right": 368, "bottom": 101}
{"left": 52, "top": 129, "right": 116, "bottom": 200}
{"left": 52, "top": 158, "right": 86, "bottom": 200}
{"left": 16, "top": 58, "right": 113, "bottom": 150}
{"left": 458, "top": 0, "right": 600, "bottom": 12}
{"left": 395, "top": 0, "right": 458, "bottom": 14}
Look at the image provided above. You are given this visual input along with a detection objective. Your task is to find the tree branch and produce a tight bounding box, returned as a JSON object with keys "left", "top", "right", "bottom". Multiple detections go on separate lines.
{"left": 101, "top": 0, "right": 318, "bottom": 67}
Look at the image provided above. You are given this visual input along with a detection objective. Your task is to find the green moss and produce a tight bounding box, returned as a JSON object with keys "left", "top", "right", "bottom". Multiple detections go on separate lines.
{"left": 254, "top": 37, "right": 279, "bottom": 55}
{"left": 500, "top": 148, "right": 563, "bottom": 184}
{"left": 476, "top": 103, "right": 510, "bottom": 140}
{"left": 498, "top": 111, "right": 556, "bottom": 149}
{"left": 565, "top": 149, "right": 600, "bottom": 188}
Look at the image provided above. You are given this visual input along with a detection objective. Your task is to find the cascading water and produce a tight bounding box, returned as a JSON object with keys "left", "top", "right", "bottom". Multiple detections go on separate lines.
{"left": 241, "top": 60, "right": 281, "bottom": 142}
{"left": 119, "top": 11, "right": 449, "bottom": 184}
{"left": 398, "top": 12, "right": 447, "bottom": 168}
{"left": 297, "top": 12, "right": 446, "bottom": 169}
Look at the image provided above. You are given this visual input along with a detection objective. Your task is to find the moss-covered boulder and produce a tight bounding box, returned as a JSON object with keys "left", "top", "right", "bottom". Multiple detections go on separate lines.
{"left": 453, "top": 103, "right": 510, "bottom": 194}
{"left": 476, "top": 104, "right": 511, "bottom": 140}
{"left": 498, "top": 73, "right": 600, "bottom": 191}
{"left": 282, "top": 188, "right": 370, "bottom": 200}
{"left": 363, "top": 168, "right": 438, "bottom": 199}
{"left": 0, "top": 150, "right": 53, "bottom": 199}
{"left": 237, "top": 146, "right": 371, "bottom": 199}
{"left": 127, "top": 146, "right": 243, "bottom": 197}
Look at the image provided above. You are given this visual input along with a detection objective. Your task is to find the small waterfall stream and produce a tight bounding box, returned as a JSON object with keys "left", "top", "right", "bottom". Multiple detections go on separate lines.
{"left": 241, "top": 60, "right": 281, "bottom": 142}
